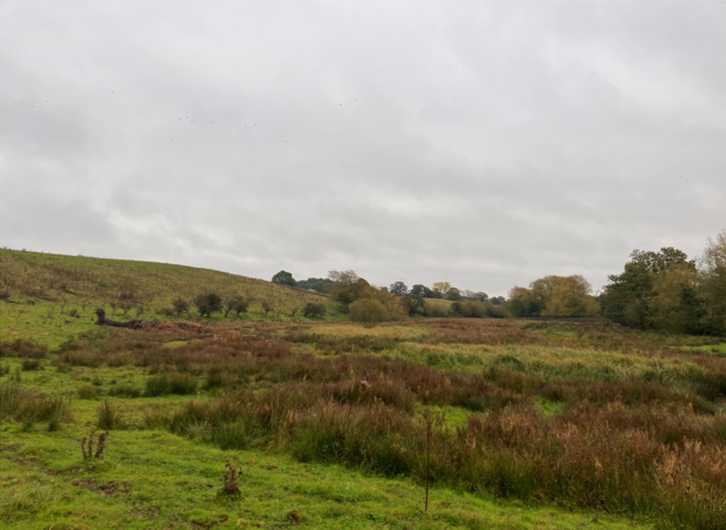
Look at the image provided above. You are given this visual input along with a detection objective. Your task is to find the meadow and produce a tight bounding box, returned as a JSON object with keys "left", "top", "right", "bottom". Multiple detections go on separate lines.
{"left": 2, "top": 250, "right": 725, "bottom": 529}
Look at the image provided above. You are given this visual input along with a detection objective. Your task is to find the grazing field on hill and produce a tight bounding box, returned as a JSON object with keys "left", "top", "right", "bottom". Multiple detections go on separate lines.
{"left": 0, "top": 249, "right": 337, "bottom": 349}
{"left": 2, "top": 313, "right": 725, "bottom": 529}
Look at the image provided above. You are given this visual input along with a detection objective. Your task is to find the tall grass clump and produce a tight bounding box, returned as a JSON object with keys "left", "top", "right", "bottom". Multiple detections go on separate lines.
{"left": 0, "top": 383, "right": 71, "bottom": 425}
{"left": 96, "top": 400, "right": 128, "bottom": 430}
{"left": 0, "top": 339, "right": 47, "bottom": 359}
{"left": 145, "top": 372, "right": 197, "bottom": 396}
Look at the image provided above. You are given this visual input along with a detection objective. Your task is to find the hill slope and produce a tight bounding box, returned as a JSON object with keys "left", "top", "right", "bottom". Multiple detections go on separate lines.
{"left": 0, "top": 248, "right": 332, "bottom": 348}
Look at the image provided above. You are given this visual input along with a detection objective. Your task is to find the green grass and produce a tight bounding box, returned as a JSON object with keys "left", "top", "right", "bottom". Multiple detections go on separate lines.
{"left": 685, "top": 343, "right": 726, "bottom": 354}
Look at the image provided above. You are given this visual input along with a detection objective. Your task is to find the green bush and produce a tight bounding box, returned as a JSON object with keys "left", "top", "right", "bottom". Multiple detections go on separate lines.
{"left": 303, "top": 302, "right": 326, "bottom": 319}
{"left": 348, "top": 298, "right": 387, "bottom": 327}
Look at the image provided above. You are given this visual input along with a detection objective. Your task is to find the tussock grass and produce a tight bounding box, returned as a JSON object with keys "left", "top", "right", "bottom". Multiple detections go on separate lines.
{"left": 144, "top": 371, "right": 197, "bottom": 396}
{"left": 0, "top": 339, "right": 47, "bottom": 359}
{"left": 96, "top": 400, "right": 128, "bottom": 430}
{"left": 0, "top": 383, "right": 72, "bottom": 425}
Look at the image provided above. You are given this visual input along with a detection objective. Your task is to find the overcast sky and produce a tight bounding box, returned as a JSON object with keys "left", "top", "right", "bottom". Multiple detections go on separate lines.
{"left": 1, "top": 2, "right": 724, "bottom": 296}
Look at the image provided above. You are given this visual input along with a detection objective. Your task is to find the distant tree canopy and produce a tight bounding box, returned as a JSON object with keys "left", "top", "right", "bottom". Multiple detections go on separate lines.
{"left": 445, "top": 287, "right": 462, "bottom": 301}
{"left": 294, "top": 277, "right": 333, "bottom": 293}
{"left": 432, "top": 282, "right": 452, "bottom": 299}
{"left": 389, "top": 281, "right": 408, "bottom": 296}
{"left": 508, "top": 275, "right": 599, "bottom": 318}
{"left": 271, "top": 270, "right": 297, "bottom": 287}
{"left": 410, "top": 284, "right": 434, "bottom": 298}
{"left": 601, "top": 238, "right": 726, "bottom": 335}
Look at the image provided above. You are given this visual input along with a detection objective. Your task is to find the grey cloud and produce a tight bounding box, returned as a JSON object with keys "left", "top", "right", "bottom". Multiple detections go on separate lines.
{"left": 1, "top": 2, "right": 724, "bottom": 295}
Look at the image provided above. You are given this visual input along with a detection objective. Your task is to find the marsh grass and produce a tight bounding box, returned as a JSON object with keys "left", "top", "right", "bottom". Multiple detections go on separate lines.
{"left": 144, "top": 371, "right": 197, "bottom": 396}
{"left": 5, "top": 310, "right": 726, "bottom": 528}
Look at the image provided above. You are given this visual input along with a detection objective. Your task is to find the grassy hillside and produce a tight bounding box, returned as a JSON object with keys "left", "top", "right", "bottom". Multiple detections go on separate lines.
{"left": 0, "top": 248, "right": 334, "bottom": 348}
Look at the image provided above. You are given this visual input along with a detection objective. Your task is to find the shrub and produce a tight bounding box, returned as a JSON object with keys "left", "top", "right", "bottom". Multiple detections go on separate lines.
{"left": 172, "top": 297, "right": 189, "bottom": 315}
{"left": 21, "top": 359, "right": 41, "bottom": 371}
{"left": 303, "top": 302, "right": 326, "bottom": 319}
{"left": 78, "top": 385, "right": 97, "bottom": 399}
{"left": 349, "top": 298, "right": 388, "bottom": 327}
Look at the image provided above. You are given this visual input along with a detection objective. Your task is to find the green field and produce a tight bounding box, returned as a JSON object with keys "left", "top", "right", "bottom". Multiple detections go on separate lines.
{"left": 2, "top": 251, "right": 725, "bottom": 529}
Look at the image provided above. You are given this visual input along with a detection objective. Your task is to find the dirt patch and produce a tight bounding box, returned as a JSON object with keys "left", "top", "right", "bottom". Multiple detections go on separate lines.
{"left": 132, "top": 506, "right": 160, "bottom": 520}
{"left": 189, "top": 514, "right": 229, "bottom": 529}
{"left": 156, "top": 321, "right": 202, "bottom": 333}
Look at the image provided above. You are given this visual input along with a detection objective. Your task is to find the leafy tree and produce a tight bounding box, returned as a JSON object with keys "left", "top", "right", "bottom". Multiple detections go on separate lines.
{"left": 389, "top": 281, "right": 408, "bottom": 296}
{"left": 272, "top": 270, "right": 297, "bottom": 287}
{"left": 462, "top": 290, "right": 488, "bottom": 302}
{"left": 403, "top": 293, "right": 425, "bottom": 315}
{"left": 445, "top": 287, "right": 462, "bottom": 301}
{"left": 410, "top": 284, "right": 434, "bottom": 298}
{"left": 601, "top": 247, "right": 700, "bottom": 332}
{"left": 328, "top": 270, "right": 359, "bottom": 285}
{"left": 194, "top": 293, "right": 222, "bottom": 317}
{"left": 508, "top": 276, "right": 598, "bottom": 318}
{"left": 329, "top": 270, "right": 369, "bottom": 307}
{"left": 631, "top": 247, "right": 690, "bottom": 273}
{"left": 507, "top": 286, "right": 540, "bottom": 317}
{"left": 223, "top": 296, "right": 250, "bottom": 317}
{"left": 650, "top": 264, "right": 703, "bottom": 333}
{"left": 699, "top": 230, "right": 726, "bottom": 335}
{"left": 432, "top": 282, "right": 451, "bottom": 299}
{"left": 542, "top": 276, "right": 598, "bottom": 317}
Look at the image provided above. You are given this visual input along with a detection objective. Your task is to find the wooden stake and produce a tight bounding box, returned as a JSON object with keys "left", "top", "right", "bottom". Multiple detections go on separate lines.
{"left": 425, "top": 419, "right": 431, "bottom": 512}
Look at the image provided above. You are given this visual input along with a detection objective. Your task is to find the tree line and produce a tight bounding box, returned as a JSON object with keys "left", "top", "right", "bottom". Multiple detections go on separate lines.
{"left": 271, "top": 229, "right": 726, "bottom": 335}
